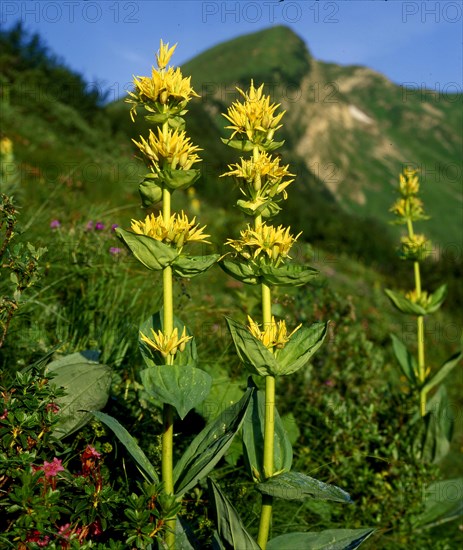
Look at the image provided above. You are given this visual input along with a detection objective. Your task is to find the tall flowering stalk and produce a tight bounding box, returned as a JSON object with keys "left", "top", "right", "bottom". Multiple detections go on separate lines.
{"left": 221, "top": 82, "right": 330, "bottom": 548}
{"left": 386, "top": 168, "right": 461, "bottom": 461}
{"left": 117, "top": 40, "right": 218, "bottom": 548}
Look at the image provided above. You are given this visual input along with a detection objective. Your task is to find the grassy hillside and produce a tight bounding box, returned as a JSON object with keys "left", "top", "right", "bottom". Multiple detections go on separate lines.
{"left": 1, "top": 23, "right": 462, "bottom": 548}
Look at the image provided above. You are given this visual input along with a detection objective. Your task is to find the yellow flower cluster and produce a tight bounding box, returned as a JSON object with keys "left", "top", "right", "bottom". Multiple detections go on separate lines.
{"left": 127, "top": 40, "right": 199, "bottom": 120}
{"left": 226, "top": 223, "right": 300, "bottom": 267}
{"left": 400, "top": 234, "right": 431, "bottom": 261}
{"left": 0, "top": 137, "right": 13, "bottom": 156}
{"left": 247, "top": 315, "right": 301, "bottom": 350}
{"left": 222, "top": 151, "right": 294, "bottom": 198}
{"left": 390, "top": 168, "right": 428, "bottom": 223}
{"left": 131, "top": 211, "right": 210, "bottom": 249}
{"left": 405, "top": 289, "right": 431, "bottom": 308}
{"left": 399, "top": 167, "right": 420, "bottom": 196}
{"left": 223, "top": 81, "right": 285, "bottom": 144}
{"left": 140, "top": 326, "right": 192, "bottom": 358}
{"left": 133, "top": 127, "right": 202, "bottom": 171}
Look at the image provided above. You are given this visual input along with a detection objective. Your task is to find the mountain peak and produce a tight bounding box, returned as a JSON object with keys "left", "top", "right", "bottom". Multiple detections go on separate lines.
{"left": 184, "top": 25, "right": 311, "bottom": 87}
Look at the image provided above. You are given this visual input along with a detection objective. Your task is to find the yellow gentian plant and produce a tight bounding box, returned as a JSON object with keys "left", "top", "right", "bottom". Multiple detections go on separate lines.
{"left": 385, "top": 167, "right": 461, "bottom": 462}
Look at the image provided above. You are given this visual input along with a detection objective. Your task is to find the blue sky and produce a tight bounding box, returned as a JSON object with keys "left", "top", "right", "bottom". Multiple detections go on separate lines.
{"left": 2, "top": 0, "right": 462, "bottom": 101}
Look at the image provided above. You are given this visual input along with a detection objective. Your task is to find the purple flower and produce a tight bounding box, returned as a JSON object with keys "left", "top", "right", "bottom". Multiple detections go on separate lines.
{"left": 95, "top": 221, "right": 105, "bottom": 231}
{"left": 50, "top": 219, "right": 61, "bottom": 229}
{"left": 86, "top": 220, "right": 94, "bottom": 231}
{"left": 111, "top": 224, "right": 119, "bottom": 232}
{"left": 109, "top": 247, "right": 122, "bottom": 256}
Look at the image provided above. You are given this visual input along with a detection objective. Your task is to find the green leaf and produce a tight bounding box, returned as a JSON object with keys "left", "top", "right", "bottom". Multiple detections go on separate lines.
{"left": 266, "top": 528, "right": 375, "bottom": 550}
{"left": 116, "top": 228, "right": 178, "bottom": 271}
{"left": 140, "top": 365, "right": 212, "bottom": 420}
{"left": 220, "top": 258, "right": 259, "bottom": 285}
{"left": 276, "top": 322, "right": 328, "bottom": 376}
{"left": 260, "top": 263, "right": 319, "bottom": 287}
{"left": 384, "top": 289, "right": 427, "bottom": 315}
{"left": 207, "top": 478, "right": 260, "bottom": 550}
{"left": 242, "top": 383, "right": 292, "bottom": 482}
{"left": 257, "top": 471, "right": 351, "bottom": 503}
{"left": 426, "top": 284, "right": 447, "bottom": 313}
{"left": 138, "top": 177, "right": 162, "bottom": 207}
{"left": 172, "top": 254, "right": 219, "bottom": 278}
{"left": 157, "top": 166, "right": 201, "bottom": 191}
{"left": 417, "top": 386, "right": 453, "bottom": 463}
{"left": 413, "top": 478, "right": 463, "bottom": 530}
{"left": 45, "top": 352, "right": 111, "bottom": 439}
{"left": 173, "top": 388, "right": 253, "bottom": 496}
{"left": 390, "top": 334, "right": 418, "bottom": 385}
{"left": 221, "top": 137, "right": 255, "bottom": 152}
{"left": 422, "top": 350, "right": 462, "bottom": 394}
{"left": 139, "top": 310, "right": 198, "bottom": 368}
{"left": 226, "top": 317, "right": 278, "bottom": 377}
{"left": 91, "top": 411, "right": 158, "bottom": 483}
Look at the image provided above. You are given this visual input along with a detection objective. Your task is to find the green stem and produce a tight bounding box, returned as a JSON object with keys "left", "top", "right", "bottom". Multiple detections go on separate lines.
{"left": 161, "top": 133, "right": 176, "bottom": 545}
{"left": 257, "top": 280, "right": 275, "bottom": 548}
{"left": 407, "top": 219, "right": 426, "bottom": 416}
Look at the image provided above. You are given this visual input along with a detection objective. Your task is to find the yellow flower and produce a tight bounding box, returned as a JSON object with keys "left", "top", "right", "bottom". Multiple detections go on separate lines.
{"left": 133, "top": 126, "right": 202, "bottom": 170}
{"left": 126, "top": 40, "right": 199, "bottom": 120}
{"left": 226, "top": 223, "right": 300, "bottom": 266}
{"left": 399, "top": 167, "right": 420, "bottom": 197}
{"left": 247, "top": 315, "right": 301, "bottom": 350}
{"left": 390, "top": 196, "right": 426, "bottom": 222}
{"left": 400, "top": 234, "right": 430, "bottom": 261}
{"left": 156, "top": 39, "right": 177, "bottom": 70}
{"left": 222, "top": 151, "right": 294, "bottom": 199}
{"left": 0, "top": 137, "right": 13, "bottom": 156}
{"left": 140, "top": 327, "right": 192, "bottom": 358}
{"left": 130, "top": 211, "right": 210, "bottom": 249}
{"left": 405, "top": 290, "right": 431, "bottom": 309}
{"left": 223, "top": 81, "right": 285, "bottom": 144}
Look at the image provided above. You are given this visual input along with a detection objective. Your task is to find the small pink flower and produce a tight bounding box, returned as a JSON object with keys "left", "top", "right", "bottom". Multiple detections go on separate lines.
{"left": 26, "top": 530, "right": 50, "bottom": 546}
{"left": 46, "top": 402, "right": 60, "bottom": 413}
{"left": 0, "top": 408, "right": 7, "bottom": 420}
{"left": 86, "top": 220, "right": 94, "bottom": 231}
{"left": 42, "top": 457, "right": 65, "bottom": 478}
{"left": 95, "top": 221, "right": 105, "bottom": 230}
{"left": 82, "top": 445, "right": 101, "bottom": 459}
{"left": 50, "top": 219, "right": 61, "bottom": 229}
{"left": 111, "top": 224, "right": 119, "bottom": 232}
{"left": 109, "top": 247, "right": 122, "bottom": 256}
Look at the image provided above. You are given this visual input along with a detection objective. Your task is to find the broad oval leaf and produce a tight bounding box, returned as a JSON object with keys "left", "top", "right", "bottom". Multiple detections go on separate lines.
{"left": 384, "top": 289, "right": 427, "bottom": 316}
{"left": 139, "top": 177, "right": 162, "bottom": 207}
{"left": 257, "top": 471, "right": 351, "bottom": 503}
{"left": 172, "top": 254, "right": 220, "bottom": 278}
{"left": 390, "top": 333, "right": 418, "bottom": 385}
{"left": 220, "top": 258, "right": 259, "bottom": 285}
{"left": 140, "top": 365, "right": 212, "bottom": 420}
{"left": 207, "top": 478, "right": 260, "bottom": 550}
{"left": 91, "top": 411, "right": 158, "bottom": 483}
{"left": 260, "top": 263, "right": 319, "bottom": 287}
{"left": 225, "top": 317, "right": 278, "bottom": 377}
{"left": 413, "top": 478, "right": 463, "bottom": 530}
{"left": 158, "top": 166, "right": 201, "bottom": 191}
{"left": 426, "top": 284, "right": 447, "bottom": 314}
{"left": 422, "top": 350, "right": 462, "bottom": 395}
{"left": 116, "top": 228, "right": 179, "bottom": 271}
{"left": 275, "top": 322, "right": 328, "bottom": 375}
{"left": 45, "top": 352, "right": 111, "bottom": 439}
{"left": 173, "top": 388, "right": 253, "bottom": 496}
{"left": 242, "top": 384, "right": 292, "bottom": 482}
{"left": 266, "top": 528, "right": 375, "bottom": 550}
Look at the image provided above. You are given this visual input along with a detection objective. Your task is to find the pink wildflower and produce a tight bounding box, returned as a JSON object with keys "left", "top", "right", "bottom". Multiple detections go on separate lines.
{"left": 42, "top": 457, "right": 65, "bottom": 478}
